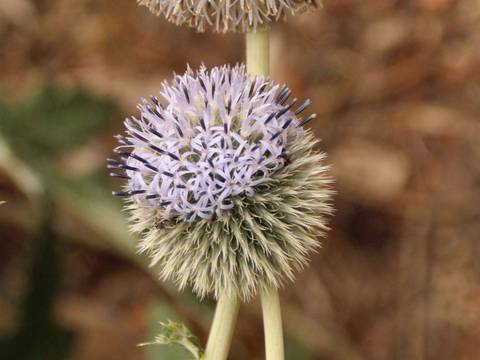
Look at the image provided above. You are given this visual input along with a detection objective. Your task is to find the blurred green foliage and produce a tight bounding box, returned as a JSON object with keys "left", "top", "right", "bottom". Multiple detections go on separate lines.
{"left": 0, "top": 81, "right": 135, "bottom": 256}
{"left": 0, "top": 203, "right": 74, "bottom": 360}
{"left": 0, "top": 82, "right": 121, "bottom": 359}
{"left": 0, "top": 82, "right": 118, "bottom": 165}
{"left": 285, "top": 337, "right": 313, "bottom": 360}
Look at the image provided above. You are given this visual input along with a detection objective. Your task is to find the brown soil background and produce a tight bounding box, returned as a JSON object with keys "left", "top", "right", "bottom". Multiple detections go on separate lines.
{"left": 1, "top": 0, "right": 480, "bottom": 359}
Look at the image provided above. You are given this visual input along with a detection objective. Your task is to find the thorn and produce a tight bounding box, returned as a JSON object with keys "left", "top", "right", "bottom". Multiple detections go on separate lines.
{"left": 109, "top": 172, "right": 130, "bottom": 179}
{"left": 146, "top": 194, "right": 160, "bottom": 199}
{"left": 265, "top": 112, "right": 276, "bottom": 124}
{"left": 282, "top": 118, "right": 293, "bottom": 129}
{"left": 295, "top": 99, "right": 311, "bottom": 115}
{"left": 298, "top": 113, "right": 317, "bottom": 127}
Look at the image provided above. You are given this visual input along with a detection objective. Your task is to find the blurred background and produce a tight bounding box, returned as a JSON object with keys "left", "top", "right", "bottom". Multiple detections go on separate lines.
{"left": 1, "top": 0, "right": 480, "bottom": 359}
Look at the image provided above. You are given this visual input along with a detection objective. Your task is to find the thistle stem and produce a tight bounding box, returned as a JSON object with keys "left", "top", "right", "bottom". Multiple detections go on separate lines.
{"left": 204, "top": 294, "right": 240, "bottom": 360}
{"left": 246, "top": 30, "right": 270, "bottom": 76}
{"left": 204, "top": 28, "right": 274, "bottom": 360}
{"left": 261, "top": 286, "right": 284, "bottom": 360}
{"left": 246, "top": 28, "right": 285, "bottom": 360}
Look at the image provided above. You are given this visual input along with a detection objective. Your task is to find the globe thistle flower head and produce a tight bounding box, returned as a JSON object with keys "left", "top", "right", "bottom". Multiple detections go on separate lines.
{"left": 137, "top": 0, "right": 318, "bottom": 33}
{"left": 109, "top": 64, "right": 333, "bottom": 300}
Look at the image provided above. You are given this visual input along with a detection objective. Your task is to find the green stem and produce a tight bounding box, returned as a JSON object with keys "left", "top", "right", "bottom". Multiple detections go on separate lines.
{"left": 261, "top": 286, "right": 284, "bottom": 360}
{"left": 246, "top": 29, "right": 285, "bottom": 360}
{"left": 246, "top": 30, "right": 270, "bottom": 76}
{"left": 204, "top": 294, "right": 240, "bottom": 360}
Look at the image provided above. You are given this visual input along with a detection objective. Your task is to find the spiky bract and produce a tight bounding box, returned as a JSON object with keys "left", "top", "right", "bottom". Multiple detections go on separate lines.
{"left": 138, "top": 0, "right": 318, "bottom": 33}
{"left": 110, "top": 65, "right": 332, "bottom": 300}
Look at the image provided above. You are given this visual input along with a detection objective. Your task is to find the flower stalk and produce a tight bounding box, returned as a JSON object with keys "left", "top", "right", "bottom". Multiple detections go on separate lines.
{"left": 246, "top": 28, "right": 285, "bottom": 360}
{"left": 246, "top": 30, "right": 270, "bottom": 76}
{"left": 204, "top": 294, "right": 240, "bottom": 360}
{"left": 261, "top": 286, "right": 284, "bottom": 360}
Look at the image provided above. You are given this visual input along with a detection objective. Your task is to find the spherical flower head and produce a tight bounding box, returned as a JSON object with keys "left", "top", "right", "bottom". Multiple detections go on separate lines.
{"left": 138, "top": 0, "right": 318, "bottom": 33}
{"left": 109, "top": 64, "right": 333, "bottom": 300}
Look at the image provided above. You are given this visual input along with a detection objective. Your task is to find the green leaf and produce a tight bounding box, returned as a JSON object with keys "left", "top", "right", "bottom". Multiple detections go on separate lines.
{"left": 0, "top": 81, "right": 118, "bottom": 165}
{"left": 0, "top": 205, "right": 75, "bottom": 359}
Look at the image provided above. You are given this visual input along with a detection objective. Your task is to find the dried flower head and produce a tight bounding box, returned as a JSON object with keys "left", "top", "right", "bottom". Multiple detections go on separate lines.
{"left": 138, "top": 0, "right": 318, "bottom": 33}
{"left": 109, "top": 64, "right": 332, "bottom": 300}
